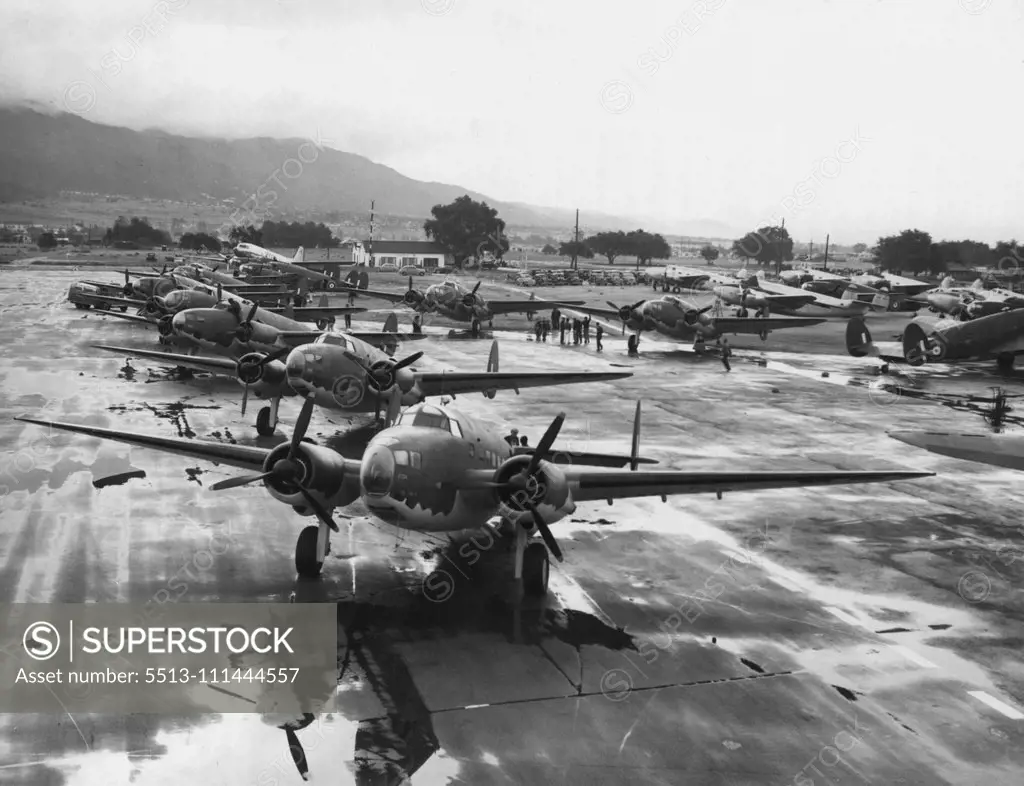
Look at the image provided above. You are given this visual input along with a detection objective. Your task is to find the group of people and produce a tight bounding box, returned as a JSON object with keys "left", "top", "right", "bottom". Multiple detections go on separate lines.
{"left": 542, "top": 308, "right": 604, "bottom": 351}
{"left": 504, "top": 428, "right": 529, "bottom": 446}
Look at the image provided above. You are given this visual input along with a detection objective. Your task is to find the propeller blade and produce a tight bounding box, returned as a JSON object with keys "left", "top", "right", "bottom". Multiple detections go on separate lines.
{"left": 210, "top": 471, "right": 273, "bottom": 491}
{"left": 527, "top": 502, "right": 563, "bottom": 562}
{"left": 408, "top": 276, "right": 414, "bottom": 291}
{"left": 284, "top": 728, "right": 309, "bottom": 778}
{"left": 525, "top": 412, "right": 565, "bottom": 478}
{"left": 472, "top": 281, "right": 482, "bottom": 295}
{"left": 699, "top": 305, "right": 714, "bottom": 314}
{"left": 631, "top": 300, "right": 646, "bottom": 310}
{"left": 385, "top": 387, "right": 401, "bottom": 428}
{"left": 241, "top": 384, "right": 250, "bottom": 416}
{"left": 630, "top": 401, "right": 641, "bottom": 472}
{"left": 246, "top": 302, "right": 259, "bottom": 323}
{"left": 392, "top": 351, "right": 423, "bottom": 371}
{"left": 605, "top": 301, "right": 621, "bottom": 310}
{"left": 288, "top": 396, "right": 316, "bottom": 461}
{"left": 298, "top": 486, "right": 340, "bottom": 533}
{"left": 341, "top": 349, "right": 374, "bottom": 375}
{"left": 217, "top": 283, "right": 223, "bottom": 301}
{"left": 261, "top": 346, "right": 291, "bottom": 366}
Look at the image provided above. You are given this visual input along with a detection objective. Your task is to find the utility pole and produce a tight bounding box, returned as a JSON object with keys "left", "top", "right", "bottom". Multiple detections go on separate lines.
{"left": 823, "top": 233, "right": 830, "bottom": 270}
{"left": 572, "top": 209, "right": 580, "bottom": 271}
{"left": 368, "top": 200, "right": 375, "bottom": 266}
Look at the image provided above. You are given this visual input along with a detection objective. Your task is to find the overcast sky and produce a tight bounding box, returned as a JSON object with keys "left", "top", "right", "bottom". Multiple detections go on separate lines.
{"left": 1, "top": 0, "right": 1021, "bottom": 243}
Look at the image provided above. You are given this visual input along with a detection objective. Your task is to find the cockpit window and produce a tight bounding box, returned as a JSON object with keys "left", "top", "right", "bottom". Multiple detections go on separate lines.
{"left": 319, "top": 334, "right": 349, "bottom": 348}
{"left": 448, "top": 419, "right": 462, "bottom": 438}
{"left": 404, "top": 405, "right": 450, "bottom": 430}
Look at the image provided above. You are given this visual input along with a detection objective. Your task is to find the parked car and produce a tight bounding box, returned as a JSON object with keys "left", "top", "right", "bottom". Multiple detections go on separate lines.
{"left": 67, "top": 281, "right": 129, "bottom": 311}
{"left": 399, "top": 265, "right": 425, "bottom": 276}
{"left": 378, "top": 262, "right": 398, "bottom": 273}
{"left": 434, "top": 265, "right": 456, "bottom": 275}
{"left": 145, "top": 252, "right": 158, "bottom": 262}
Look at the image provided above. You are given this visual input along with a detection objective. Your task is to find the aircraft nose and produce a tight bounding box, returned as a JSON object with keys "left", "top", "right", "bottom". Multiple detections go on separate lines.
{"left": 171, "top": 311, "right": 190, "bottom": 335}
{"left": 286, "top": 348, "right": 312, "bottom": 393}
{"left": 360, "top": 443, "right": 395, "bottom": 497}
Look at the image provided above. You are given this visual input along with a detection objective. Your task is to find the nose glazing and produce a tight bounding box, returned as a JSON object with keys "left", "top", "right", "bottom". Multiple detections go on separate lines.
{"left": 360, "top": 444, "right": 395, "bottom": 497}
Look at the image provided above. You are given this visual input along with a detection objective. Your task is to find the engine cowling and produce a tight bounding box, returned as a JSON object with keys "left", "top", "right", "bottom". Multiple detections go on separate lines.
{"left": 262, "top": 442, "right": 359, "bottom": 513}
{"left": 404, "top": 289, "right": 424, "bottom": 306}
{"left": 237, "top": 320, "right": 282, "bottom": 346}
{"left": 492, "top": 455, "right": 576, "bottom": 528}
{"left": 683, "top": 308, "right": 700, "bottom": 325}
{"left": 237, "top": 352, "right": 288, "bottom": 387}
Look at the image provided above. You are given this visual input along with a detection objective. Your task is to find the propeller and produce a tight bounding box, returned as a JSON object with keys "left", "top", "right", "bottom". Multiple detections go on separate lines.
{"left": 237, "top": 346, "right": 290, "bottom": 415}
{"left": 500, "top": 413, "right": 566, "bottom": 562}
{"left": 210, "top": 396, "right": 339, "bottom": 532}
{"left": 462, "top": 281, "right": 482, "bottom": 307}
{"left": 234, "top": 302, "right": 261, "bottom": 342}
{"left": 402, "top": 276, "right": 424, "bottom": 306}
{"left": 342, "top": 349, "right": 422, "bottom": 421}
{"left": 607, "top": 300, "right": 645, "bottom": 335}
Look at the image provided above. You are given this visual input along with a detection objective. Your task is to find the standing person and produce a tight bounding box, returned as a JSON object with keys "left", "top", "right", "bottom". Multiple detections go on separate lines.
{"left": 344, "top": 311, "right": 352, "bottom": 329}
{"left": 596, "top": 322, "right": 604, "bottom": 352}
{"left": 720, "top": 338, "right": 732, "bottom": 372}
{"left": 551, "top": 307, "right": 561, "bottom": 328}
{"left": 541, "top": 318, "right": 549, "bottom": 342}
{"left": 560, "top": 317, "right": 567, "bottom": 345}
{"left": 534, "top": 320, "right": 543, "bottom": 341}
{"left": 583, "top": 316, "right": 591, "bottom": 344}
{"left": 573, "top": 319, "right": 581, "bottom": 345}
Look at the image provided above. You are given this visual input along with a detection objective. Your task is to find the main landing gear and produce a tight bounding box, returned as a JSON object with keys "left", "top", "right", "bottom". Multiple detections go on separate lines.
{"left": 256, "top": 398, "right": 281, "bottom": 437}
{"left": 295, "top": 522, "right": 332, "bottom": 578}
{"left": 512, "top": 520, "right": 551, "bottom": 596}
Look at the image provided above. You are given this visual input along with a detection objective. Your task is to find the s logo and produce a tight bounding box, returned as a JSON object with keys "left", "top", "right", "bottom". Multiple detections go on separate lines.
{"left": 23, "top": 622, "right": 60, "bottom": 661}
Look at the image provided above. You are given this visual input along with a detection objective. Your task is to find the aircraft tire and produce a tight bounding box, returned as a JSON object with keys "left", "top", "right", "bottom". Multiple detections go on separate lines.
{"left": 316, "top": 319, "right": 329, "bottom": 330}
{"left": 74, "top": 303, "right": 90, "bottom": 310}
{"left": 523, "top": 542, "right": 549, "bottom": 596}
{"left": 256, "top": 407, "right": 275, "bottom": 436}
{"left": 295, "top": 526, "right": 324, "bottom": 578}
{"left": 997, "top": 352, "right": 1015, "bottom": 373}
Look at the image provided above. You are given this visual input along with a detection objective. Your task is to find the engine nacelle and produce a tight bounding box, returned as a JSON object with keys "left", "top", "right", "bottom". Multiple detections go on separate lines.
{"left": 262, "top": 443, "right": 358, "bottom": 514}
{"left": 493, "top": 456, "right": 576, "bottom": 529}
{"left": 241, "top": 320, "right": 284, "bottom": 347}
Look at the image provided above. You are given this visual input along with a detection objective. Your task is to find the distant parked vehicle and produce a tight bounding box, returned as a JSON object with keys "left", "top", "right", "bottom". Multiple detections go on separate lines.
{"left": 145, "top": 253, "right": 158, "bottom": 262}
{"left": 434, "top": 265, "right": 456, "bottom": 275}
{"left": 378, "top": 262, "right": 398, "bottom": 273}
{"left": 67, "top": 281, "right": 129, "bottom": 311}
{"left": 399, "top": 265, "right": 425, "bottom": 276}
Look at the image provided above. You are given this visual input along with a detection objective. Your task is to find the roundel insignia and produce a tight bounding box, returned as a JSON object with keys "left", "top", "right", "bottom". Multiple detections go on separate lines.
{"left": 332, "top": 375, "right": 365, "bottom": 409}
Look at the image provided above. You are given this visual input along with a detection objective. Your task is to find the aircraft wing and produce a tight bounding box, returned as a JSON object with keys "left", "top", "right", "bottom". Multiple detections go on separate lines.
{"left": 552, "top": 304, "right": 622, "bottom": 320}
{"left": 345, "top": 332, "right": 430, "bottom": 347}
{"left": 97, "top": 311, "right": 156, "bottom": 325}
{"left": 562, "top": 468, "right": 932, "bottom": 503}
{"left": 710, "top": 316, "right": 826, "bottom": 333}
{"left": 344, "top": 287, "right": 411, "bottom": 304}
{"left": 88, "top": 294, "right": 146, "bottom": 309}
{"left": 486, "top": 299, "right": 583, "bottom": 315}
{"left": 762, "top": 294, "right": 818, "bottom": 309}
{"left": 14, "top": 417, "right": 270, "bottom": 472}
{"left": 93, "top": 345, "right": 240, "bottom": 375}
{"left": 265, "top": 306, "right": 369, "bottom": 319}
{"left": 414, "top": 370, "right": 631, "bottom": 398}
{"left": 889, "top": 431, "right": 1024, "bottom": 472}
{"left": 511, "top": 446, "right": 658, "bottom": 468}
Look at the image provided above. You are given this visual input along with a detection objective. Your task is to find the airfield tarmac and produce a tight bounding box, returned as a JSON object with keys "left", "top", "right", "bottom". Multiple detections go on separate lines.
{"left": 1, "top": 266, "right": 1023, "bottom": 785}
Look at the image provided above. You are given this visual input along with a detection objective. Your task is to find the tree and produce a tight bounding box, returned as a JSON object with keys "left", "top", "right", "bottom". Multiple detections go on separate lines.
{"left": 623, "top": 229, "right": 671, "bottom": 270}
{"left": 229, "top": 224, "right": 263, "bottom": 246}
{"left": 102, "top": 216, "right": 171, "bottom": 248}
{"left": 699, "top": 244, "right": 720, "bottom": 265}
{"left": 541, "top": 243, "right": 558, "bottom": 255}
{"left": 732, "top": 225, "right": 794, "bottom": 274}
{"left": 586, "top": 231, "right": 628, "bottom": 264}
{"left": 180, "top": 232, "right": 223, "bottom": 252}
{"left": 37, "top": 232, "right": 57, "bottom": 250}
{"left": 852, "top": 243, "right": 868, "bottom": 254}
{"left": 559, "top": 240, "right": 594, "bottom": 259}
{"left": 872, "top": 229, "right": 939, "bottom": 275}
{"left": 931, "top": 239, "right": 992, "bottom": 271}
{"left": 423, "top": 195, "right": 509, "bottom": 268}
{"left": 994, "top": 240, "right": 1024, "bottom": 275}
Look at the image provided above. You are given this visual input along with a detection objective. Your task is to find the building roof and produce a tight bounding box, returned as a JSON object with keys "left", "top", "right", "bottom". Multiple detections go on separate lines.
{"left": 369, "top": 240, "right": 446, "bottom": 254}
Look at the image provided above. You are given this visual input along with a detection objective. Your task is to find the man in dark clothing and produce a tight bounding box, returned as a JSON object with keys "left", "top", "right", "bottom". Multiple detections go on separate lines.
{"left": 344, "top": 312, "right": 352, "bottom": 329}
{"left": 596, "top": 323, "right": 603, "bottom": 352}
{"left": 534, "top": 321, "right": 543, "bottom": 341}
{"left": 573, "top": 319, "right": 580, "bottom": 345}
{"left": 721, "top": 338, "right": 732, "bottom": 372}
{"left": 560, "top": 318, "right": 567, "bottom": 344}
{"left": 583, "top": 316, "right": 591, "bottom": 344}
{"left": 551, "top": 307, "right": 561, "bottom": 328}
{"left": 540, "top": 319, "right": 549, "bottom": 342}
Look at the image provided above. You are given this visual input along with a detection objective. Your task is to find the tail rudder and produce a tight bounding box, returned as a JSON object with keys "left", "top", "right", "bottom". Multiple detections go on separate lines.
{"left": 383, "top": 313, "right": 398, "bottom": 334}
{"left": 294, "top": 247, "right": 305, "bottom": 263}
{"left": 487, "top": 339, "right": 499, "bottom": 372}
{"left": 845, "top": 317, "right": 876, "bottom": 357}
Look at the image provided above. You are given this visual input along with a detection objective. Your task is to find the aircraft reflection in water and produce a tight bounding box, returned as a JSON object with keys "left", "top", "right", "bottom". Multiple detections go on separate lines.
{"left": 353, "top": 276, "right": 574, "bottom": 333}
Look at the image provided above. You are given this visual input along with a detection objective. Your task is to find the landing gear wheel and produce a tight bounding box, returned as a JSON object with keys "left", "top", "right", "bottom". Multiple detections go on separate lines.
{"left": 737, "top": 307, "right": 749, "bottom": 318}
{"left": 316, "top": 319, "right": 329, "bottom": 330}
{"left": 471, "top": 319, "right": 481, "bottom": 336}
{"left": 523, "top": 542, "right": 550, "bottom": 596}
{"left": 256, "top": 406, "right": 275, "bottom": 436}
{"left": 759, "top": 329, "right": 768, "bottom": 341}
{"left": 997, "top": 352, "right": 1015, "bottom": 373}
{"left": 295, "top": 526, "right": 323, "bottom": 578}
{"left": 627, "top": 334, "right": 639, "bottom": 354}
{"left": 120, "top": 305, "right": 128, "bottom": 312}
{"left": 74, "top": 303, "right": 90, "bottom": 310}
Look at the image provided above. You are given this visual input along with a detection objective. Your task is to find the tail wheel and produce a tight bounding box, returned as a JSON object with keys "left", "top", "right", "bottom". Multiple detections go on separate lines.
{"left": 523, "top": 542, "right": 550, "bottom": 596}
{"left": 295, "top": 526, "right": 324, "bottom": 578}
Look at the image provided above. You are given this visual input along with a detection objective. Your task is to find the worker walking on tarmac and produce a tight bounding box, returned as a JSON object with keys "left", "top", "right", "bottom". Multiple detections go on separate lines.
{"left": 534, "top": 320, "right": 543, "bottom": 341}
{"left": 560, "top": 317, "right": 567, "bottom": 344}
{"left": 540, "top": 318, "right": 549, "bottom": 342}
{"left": 344, "top": 311, "right": 352, "bottom": 329}
{"left": 596, "top": 322, "right": 603, "bottom": 352}
{"left": 583, "top": 316, "right": 591, "bottom": 344}
{"left": 720, "top": 338, "right": 732, "bottom": 372}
